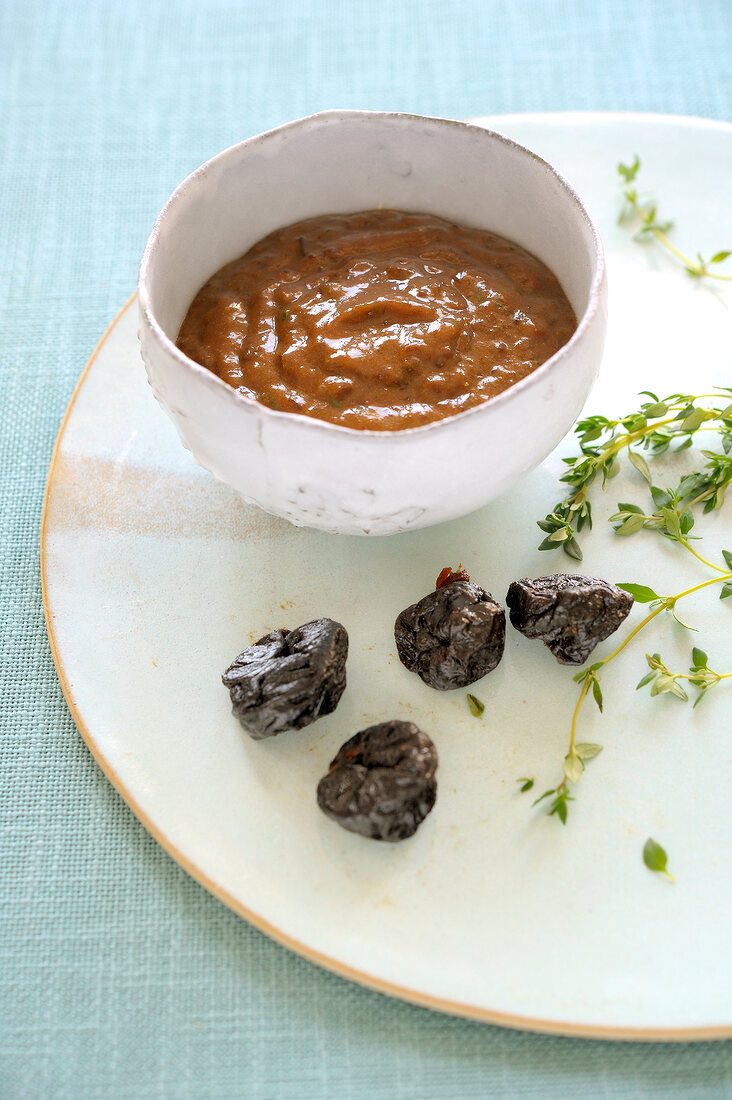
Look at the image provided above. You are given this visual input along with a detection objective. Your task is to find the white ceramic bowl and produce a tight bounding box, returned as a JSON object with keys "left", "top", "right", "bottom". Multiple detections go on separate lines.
{"left": 138, "top": 111, "right": 607, "bottom": 535}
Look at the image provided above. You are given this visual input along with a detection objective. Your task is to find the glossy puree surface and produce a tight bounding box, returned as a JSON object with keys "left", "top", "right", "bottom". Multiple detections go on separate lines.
{"left": 177, "top": 210, "right": 577, "bottom": 430}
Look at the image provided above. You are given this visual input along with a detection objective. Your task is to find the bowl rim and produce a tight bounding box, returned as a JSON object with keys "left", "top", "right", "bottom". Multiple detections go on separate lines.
{"left": 138, "top": 108, "right": 606, "bottom": 440}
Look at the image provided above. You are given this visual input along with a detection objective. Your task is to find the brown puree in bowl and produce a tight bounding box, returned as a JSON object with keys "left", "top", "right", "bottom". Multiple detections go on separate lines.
{"left": 176, "top": 210, "right": 577, "bottom": 430}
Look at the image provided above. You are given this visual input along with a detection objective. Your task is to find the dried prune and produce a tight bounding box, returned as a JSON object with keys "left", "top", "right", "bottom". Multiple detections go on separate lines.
{"left": 506, "top": 574, "right": 634, "bottom": 665}
{"left": 394, "top": 568, "right": 505, "bottom": 689}
{"left": 316, "top": 720, "right": 437, "bottom": 841}
{"left": 222, "top": 618, "right": 348, "bottom": 739}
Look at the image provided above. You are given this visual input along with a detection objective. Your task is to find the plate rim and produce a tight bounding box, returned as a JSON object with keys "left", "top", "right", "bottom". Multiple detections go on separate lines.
{"left": 470, "top": 109, "right": 732, "bottom": 132}
{"left": 41, "top": 114, "right": 732, "bottom": 1040}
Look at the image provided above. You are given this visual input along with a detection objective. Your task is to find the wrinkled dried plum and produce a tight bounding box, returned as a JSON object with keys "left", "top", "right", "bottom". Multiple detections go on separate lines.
{"left": 222, "top": 618, "right": 348, "bottom": 739}
{"left": 317, "top": 720, "right": 437, "bottom": 841}
{"left": 506, "top": 574, "right": 634, "bottom": 665}
{"left": 394, "top": 569, "right": 505, "bottom": 689}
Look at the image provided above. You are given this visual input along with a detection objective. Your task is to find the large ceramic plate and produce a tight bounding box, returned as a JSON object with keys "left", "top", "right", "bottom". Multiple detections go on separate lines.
{"left": 42, "top": 114, "right": 732, "bottom": 1039}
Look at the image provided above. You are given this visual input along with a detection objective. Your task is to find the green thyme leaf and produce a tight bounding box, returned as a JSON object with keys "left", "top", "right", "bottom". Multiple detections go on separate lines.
{"left": 678, "top": 510, "right": 694, "bottom": 536}
{"left": 628, "top": 449, "right": 652, "bottom": 484}
{"left": 661, "top": 507, "right": 682, "bottom": 539}
{"left": 466, "top": 693, "right": 485, "bottom": 718}
{"left": 563, "top": 536, "right": 583, "bottom": 561}
{"left": 617, "top": 582, "right": 659, "bottom": 603}
{"left": 643, "top": 838, "right": 675, "bottom": 881}
{"left": 532, "top": 788, "right": 556, "bottom": 807}
{"left": 563, "top": 752, "right": 584, "bottom": 784}
{"left": 650, "top": 674, "right": 688, "bottom": 700}
{"left": 548, "top": 791, "right": 573, "bottom": 824}
{"left": 604, "top": 456, "right": 620, "bottom": 481}
{"left": 650, "top": 486, "right": 672, "bottom": 508}
{"left": 681, "top": 407, "right": 709, "bottom": 432}
{"left": 617, "top": 156, "right": 640, "bottom": 183}
{"left": 574, "top": 742, "right": 603, "bottom": 761}
{"left": 517, "top": 777, "right": 534, "bottom": 793}
{"left": 643, "top": 402, "right": 669, "bottom": 417}
{"left": 591, "top": 677, "right": 603, "bottom": 711}
{"left": 616, "top": 513, "right": 646, "bottom": 536}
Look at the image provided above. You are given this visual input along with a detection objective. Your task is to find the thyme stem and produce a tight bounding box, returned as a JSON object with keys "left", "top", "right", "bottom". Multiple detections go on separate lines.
{"left": 678, "top": 538, "right": 728, "bottom": 574}
{"left": 622, "top": 176, "right": 732, "bottom": 283}
{"left": 567, "top": 675, "right": 592, "bottom": 757}
{"left": 596, "top": 572, "right": 730, "bottom": 673}
{"left": 668, "top": 671, "right": 732, "bottom": 683}
{"left": 548, "top": 570, "right": 732, "bottom": 814}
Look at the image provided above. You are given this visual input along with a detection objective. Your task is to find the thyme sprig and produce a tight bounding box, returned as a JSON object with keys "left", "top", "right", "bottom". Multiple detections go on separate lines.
{"left": 534, "top": 568, "right": 732, "bottom": 823}
{"left": 643, "top": 838, "right": 674, "bottom": 881}
{"left": 538, "top": 390, "right": 732, "bottom": 561}
{"left": 618, "top": 156, "right": 731, "bottom": 281}
{"left": 637, "top": 647, "right": 732, "bottom": 708}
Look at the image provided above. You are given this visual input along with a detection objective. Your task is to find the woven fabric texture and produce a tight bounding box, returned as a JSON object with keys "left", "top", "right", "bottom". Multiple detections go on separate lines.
{"left": 2, "top": 0, "right": 732, "bottom": 1096}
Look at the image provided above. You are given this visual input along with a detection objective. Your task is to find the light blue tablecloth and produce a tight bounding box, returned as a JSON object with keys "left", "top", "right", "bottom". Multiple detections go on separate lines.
{"left": 2, "top": 1, "right": 732, "bottom": 1096}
